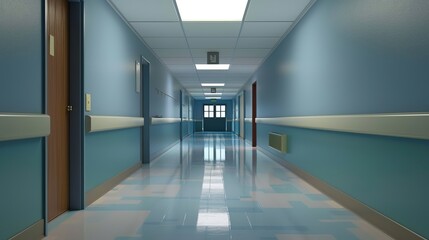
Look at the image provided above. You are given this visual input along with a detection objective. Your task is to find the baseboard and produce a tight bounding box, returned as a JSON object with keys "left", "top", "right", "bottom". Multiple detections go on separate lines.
{"left": 9, "top": 219, "right": 44, "bottom": 240}
{"left": 257, "top": 146, "right": 426, "bottom": 240}
{"left": 85, "top": 162, "right": 142, "bottom": 206}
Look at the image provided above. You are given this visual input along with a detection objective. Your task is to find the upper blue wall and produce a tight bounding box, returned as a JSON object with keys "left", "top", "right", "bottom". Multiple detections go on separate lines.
{"left": 0, "top": 0, "right": 43, "bottom": 113}
{"left": 246, "top": 0, "right": 429, "bottom": 238}
{"left": 0, "top": 0, "right": 44, "bottom": 239}
{"left": 83, "top": 0, "right": 182, "bottom": 190}
{"left": 255, "top": 0, "right": 429, "bottom": 117}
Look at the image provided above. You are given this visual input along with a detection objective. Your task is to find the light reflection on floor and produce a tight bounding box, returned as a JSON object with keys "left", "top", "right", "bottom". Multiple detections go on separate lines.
{"left": 44, "top": 133, "right": 392, "bottom": 240}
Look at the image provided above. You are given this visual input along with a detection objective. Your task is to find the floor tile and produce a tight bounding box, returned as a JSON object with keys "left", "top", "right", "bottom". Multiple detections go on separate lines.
{"left": 45, "top": 133, "right": 392, "bottom": 240}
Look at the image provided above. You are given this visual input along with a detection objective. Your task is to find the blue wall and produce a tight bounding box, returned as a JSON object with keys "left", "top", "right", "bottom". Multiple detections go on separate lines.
{"left": 181, "top": 92, "right": 193, "bottom": 139}
{"left": 83, "top": 0, "right": 182, "bottom": 192}
{"left": 0, "top": 0, "right": 44, "bottom": 239}
{"left": 244, "top": 0, "right": 429, "bottom": 238}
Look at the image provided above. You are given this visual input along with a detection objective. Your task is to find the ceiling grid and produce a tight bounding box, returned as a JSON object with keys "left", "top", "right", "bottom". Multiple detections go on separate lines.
{"left": 109, "top": 0, "right": 313, "bottom": 99}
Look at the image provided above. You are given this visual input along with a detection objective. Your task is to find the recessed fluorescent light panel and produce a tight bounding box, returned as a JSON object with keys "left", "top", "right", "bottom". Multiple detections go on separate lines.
{"left": 205, "top": 97, "right": 221, "bottom": 100}
{"left": 201, "top": 83, "right": 225, "bottom": 87}
{"left": 196, "top": 64, "right": 230, "bottom": 70}
{"left": 204, "top": 93, "right": 222, "bottom": 96}
{"left": 176, "top": 0, "right": 248, "bottom": 21}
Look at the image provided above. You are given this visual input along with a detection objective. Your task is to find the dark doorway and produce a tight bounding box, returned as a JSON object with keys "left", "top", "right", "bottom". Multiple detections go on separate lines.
{"left": 252, "top": 82, "right": 257, "bottom": 147}
{"left": 203, "top": 104, "right": 226, "bottom": 131}
{"left": 141, "top": 57, "right": 150, "bottom": 164}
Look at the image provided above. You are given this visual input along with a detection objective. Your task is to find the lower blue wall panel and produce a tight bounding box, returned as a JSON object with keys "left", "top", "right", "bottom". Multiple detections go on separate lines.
{"left": 245, "top": 122, "right": 252, "bottom": 143}
{"left": 0, "top": 139, "right": 43, "bottom": 240}
{"left": 150, "top": 123, "right": 180, "bottom": 161}
{"left": 258, "top": 123, "right": 429, "bottom": 238}
{"left": 85, "top": 128, "right": 141, "bottom": 193}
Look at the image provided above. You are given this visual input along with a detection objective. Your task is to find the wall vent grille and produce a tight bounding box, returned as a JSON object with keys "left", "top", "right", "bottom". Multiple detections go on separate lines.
{"left": 268, "top": 132, "right": 287, "bottom": 153}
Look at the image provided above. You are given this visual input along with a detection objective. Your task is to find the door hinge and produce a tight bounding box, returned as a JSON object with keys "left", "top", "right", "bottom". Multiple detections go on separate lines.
{"left": 67, "top": 105, "right": 73, "bottom": 112}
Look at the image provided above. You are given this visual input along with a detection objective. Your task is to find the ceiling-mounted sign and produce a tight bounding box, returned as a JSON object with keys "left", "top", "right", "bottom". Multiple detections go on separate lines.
{"left": 211, "top": 88, "right": 216, "bottom": 93}
{"left": 207, "top": 52, "right": 219, "bottom": 64}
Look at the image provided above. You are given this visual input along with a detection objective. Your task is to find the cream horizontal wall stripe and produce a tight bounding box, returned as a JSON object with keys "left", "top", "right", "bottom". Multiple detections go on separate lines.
{"left": 0, "top": 113, "right": 50, "bottom": 141}
{"left": 86, "top": 115, "right": 144, "bottom": 133}
{"left": 245, "top": 118, "right": 252, "bottom": 122}
{"left": 151, "top": 117, "right": 181, "bottom": 125}
{"left": 256, "top": 113, "right": 429, "bottom": 140}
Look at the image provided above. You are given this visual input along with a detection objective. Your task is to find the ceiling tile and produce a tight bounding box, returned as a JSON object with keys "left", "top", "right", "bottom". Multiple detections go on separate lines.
{"left": 197, "top": 72, "right": 228, "bottom": 78}
{"left": 144, "top": 37, "right": 188, "bottom": 49}
{"left": 245, "top": 0, "right": 311, "bottom": 21}
{"left": 153, "top": 49, "right": 191, "bottom": 58}
{"left": 183, "top": 22, "right": 242, "bottom": 37}
{"left": 131, "top": 22, "right": 184, "bottom": 37}
{"left": 187, "top": 38, "right": 237, "bottom": 49}
{"left": 232, "top": 58, "right": 263, "bottom": 64}
{"left": 240, "top": 22, "right": 293, "bottom": 37}
{"left": 167, "top": 65, "right": 196, "bottom": 71}
{"left": 161, "top": 58, "right": 194, "bottom": 65}
{"left": 229, "top": 65, "right": 259, "bottom": 73}
{"left": 234, "top": 49, "right": 271, "bottom": 58}
{"left": 236, "top": 37, "right": 280, "bottom": 49}
{"left": 111, "top": 0, "right": 179, "bottom": 21}
{"left": 173, "top": 72, "right": 199, "bottom": 78}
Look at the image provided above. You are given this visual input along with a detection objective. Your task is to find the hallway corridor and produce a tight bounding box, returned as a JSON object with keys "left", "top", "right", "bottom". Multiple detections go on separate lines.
{"left": 45, "top": 133, "right": 391, "bottom": 240}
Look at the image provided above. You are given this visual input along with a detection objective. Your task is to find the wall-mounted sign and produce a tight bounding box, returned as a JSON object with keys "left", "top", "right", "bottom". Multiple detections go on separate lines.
{"left": 207, "top": 52, "right": 219, "bottom": 64}
{"left": 211, "top": 88, "right": 216, "bottom": 93}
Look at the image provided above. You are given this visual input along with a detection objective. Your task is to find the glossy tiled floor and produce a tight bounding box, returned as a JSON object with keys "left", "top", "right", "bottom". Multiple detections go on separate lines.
{"left": 45, "top": 133, "right": 392, "bottom": 240}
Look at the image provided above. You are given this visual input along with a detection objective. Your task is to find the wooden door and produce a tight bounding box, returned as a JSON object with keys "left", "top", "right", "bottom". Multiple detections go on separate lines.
{"left": 47, "top": 0, "right": 69, "bottom": 221}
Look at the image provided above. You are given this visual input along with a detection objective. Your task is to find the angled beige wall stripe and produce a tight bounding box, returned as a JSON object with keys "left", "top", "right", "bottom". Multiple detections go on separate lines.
{"left": 86, "top": 115, "right": 144, "bottom": 133}
{"left": 256, "top": 113, "right": 429, "bottom": 140}
{"left": 0, "top": 113, "right": 50, "bottom": 141}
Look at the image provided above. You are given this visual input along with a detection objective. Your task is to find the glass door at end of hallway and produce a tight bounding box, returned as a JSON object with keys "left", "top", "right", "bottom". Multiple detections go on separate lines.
{"left": 203, "top": 104, "right": 226, "bottom": 132}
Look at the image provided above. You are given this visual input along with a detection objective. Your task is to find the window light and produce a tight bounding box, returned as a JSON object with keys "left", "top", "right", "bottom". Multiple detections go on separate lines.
{"left": 176, "top": 0, "right": 248, "bottom": 22}
{"left": 201, "top": 83, "right": 225, "bottom": 87}
{"left": 196, "top": 64, "right": 230, "bottom": 70}
{"left": 204, "top": 93, "right": 222, "bottom": 96}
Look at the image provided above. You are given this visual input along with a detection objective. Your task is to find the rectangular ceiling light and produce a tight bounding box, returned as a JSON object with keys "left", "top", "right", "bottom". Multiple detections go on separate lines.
{"left": 196, "top": 64, "right": 230, "bottom": 70}
{"left": 205, "top": 97, "right": 221, "bottom": 100}
{"left": 176, "top": 0, "right": 248, "bottom": 21}
{"left": 204, "top": 93, "right": 222, "bottom": 96}
{"left": 201, "top": 83, "right": 225, "bottom": 87}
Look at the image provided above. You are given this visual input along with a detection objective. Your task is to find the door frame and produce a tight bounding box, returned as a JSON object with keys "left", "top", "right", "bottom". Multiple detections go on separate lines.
{"left": 252, "top": 82, "right": 257, "bottom": 147}
{"left": 68, "top": 1, "right": 85, "bottom": 211}
{"left": 239, "top": 93, "right": 245, "bottom": 139}
{"left": 141, "top": 56, "right": 151, "bottom": 164}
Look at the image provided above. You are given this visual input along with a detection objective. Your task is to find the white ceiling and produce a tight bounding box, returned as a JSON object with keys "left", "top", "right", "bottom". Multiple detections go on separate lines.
{"left": 109, "top": 0, "right": 313, "bottom": 99}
